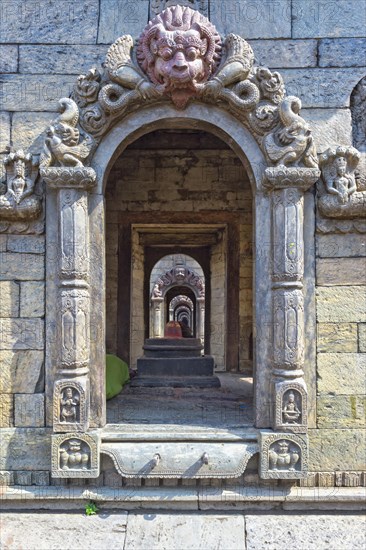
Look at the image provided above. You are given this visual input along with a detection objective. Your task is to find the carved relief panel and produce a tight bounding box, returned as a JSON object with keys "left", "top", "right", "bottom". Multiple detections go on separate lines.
{"left": 60, "top": 289, "right": 90, "bottom": 370}
{"left": 51, "top": 432, "right": 99, "bottom": 478}
{"left": 59, "top": 189, "right": 89, "bottom": 280}
{"left": 260, "top": 432, "right": 308, "bottom": 479}
{"left": 53, "top": 379, "right": 89, "bottom": 432}
{"left": 0, "top": 149, "right": 43, "bottom": 234}
{"left": 275, "top": 381, "right": 307, "bottom": 432}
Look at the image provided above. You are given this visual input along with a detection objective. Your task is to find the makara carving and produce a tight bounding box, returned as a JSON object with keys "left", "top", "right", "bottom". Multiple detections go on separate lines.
{"left": 52, "top": 433, "right": 99, "bottom": 478}
{"left": 260, "top": 432, "right": 308, "bottom": 479}
{"left": 0, "top": 149, "right": 42, "bottom": 223}
{"left": 67, "top": 5, "right": 318, "bottom": 173}
{"left": 318, "top": 146, "right": 365, "bottom": 219}
{"left": 41, "top": 98, "right": 94, "bottom": 169}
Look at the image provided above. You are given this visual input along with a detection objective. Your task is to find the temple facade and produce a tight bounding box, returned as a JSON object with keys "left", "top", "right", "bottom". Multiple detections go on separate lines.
{"left": 0, "top": 0, "right": 365, "bottom": 509}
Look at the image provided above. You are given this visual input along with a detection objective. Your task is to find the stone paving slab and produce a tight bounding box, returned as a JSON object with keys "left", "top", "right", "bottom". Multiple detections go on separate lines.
{"left": 1, "top": 512, "right": 365, "bottom": 550}
{"left": 245, "top": 514, "right": 366, "bottom": 550}
{"left": 0, "top": 512, "right": 128, "bottom": 550}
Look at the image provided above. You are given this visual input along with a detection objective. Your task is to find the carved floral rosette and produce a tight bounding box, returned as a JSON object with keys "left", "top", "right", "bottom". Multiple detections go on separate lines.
{"left": 53, "top": 379, "right": 89, "bottom": 433}
{"left": 275, "top": 381, "right": 307, "bottom": 433}
{"left": 260, "top": 431, "right": 308, "bottom": 479}
{"left": 51, "top": 432, "right": 100, "bottom": 478}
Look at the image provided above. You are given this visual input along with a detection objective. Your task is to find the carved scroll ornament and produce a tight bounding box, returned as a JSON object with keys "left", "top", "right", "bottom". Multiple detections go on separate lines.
{"left": 0, "top": 149, "right": 42, "bottom": 222}
{"left": 152, "top": 265, "right": 205, "bottom": 298}
{"left": 66, "top": 5, "right": 318, "bottom": 172}
{"left": 318, "top": 146, "right": 366, "bottom": 219}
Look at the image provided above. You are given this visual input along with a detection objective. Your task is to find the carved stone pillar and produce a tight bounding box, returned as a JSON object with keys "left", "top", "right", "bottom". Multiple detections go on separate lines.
{"left": 151, "top": 297, "right": 164, "bottom": 338}
{"left": 196, "top": 297, "right": 205, "bottom": 348}
{"left": 43, "top": 167, "right": 100, "bottom": 478}
{"left": 261, "top": 166, "right": 320, "bottom": 478}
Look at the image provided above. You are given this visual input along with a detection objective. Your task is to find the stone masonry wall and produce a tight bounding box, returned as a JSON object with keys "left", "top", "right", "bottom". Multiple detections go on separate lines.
{"left": 0, "top": 0, "right": 365, "bottom": 481}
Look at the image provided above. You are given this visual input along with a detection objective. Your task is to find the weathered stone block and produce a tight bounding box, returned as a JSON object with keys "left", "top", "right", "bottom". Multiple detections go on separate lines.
{"left": 317, "top": 353, "right": 366, "bottom": 395}
{"left": 20, "top": 282, "right": 45, "bottom": 317}
{"left": 316, "top": 234, "right": 366, "bottom": 258}
{"left": 302, "top": 109, "right": 352, "bottom": 153}
{"left": 0, "top": 394, "right": 14, "bottom": 427}
{"left": 316, "top": 287, "right": 366, "bottom": 323}
{"left": 98, "top": 0, "right": 149, "bottom": 42}
{"left": 292, "top": 0, "right": 366, "bottom": 38}
{"left": 280, "top": 68, "right": 366, "bottom": 108}
{"left": 317, "top": 323, "right": 358, "bottom": 353}
{"left": 0, "top": 45, "right": 18, "bottom": 73}
{"left": 0, "top": 0, "right": 99, "bottom": 43}
{"left": 15, "top": 470, "right": 32, "bottom": 485}
{"left": 317, "top": 395, "right": 366, "bottom": 428}
{"left": 12, "top": 112, "right": 55, "bottom": 154}
{"left": 210, "top": 0, "right": 291, "bottom": 39}
{"left": 319, "top": 38, "right": 366, "bottom": 68}
{"left": 0, "top": 235, "right": 7, "bottom": 252}
{"left": 7, "top": 235, "right": 45, "bottom": 254}
{"left": 0, "top": 112, "right": 10, "bottom": 153}
{"left": 0, "top": 253, "right": 44, "bottom": 280}
{"left": 0, "top": 471, "right": 14, "bottom": 486}
{"left": 308, "top": 428, "right": 366, "bottom": 471}
{"left": 317, "top": 258, "right": 366, "bottom": 286}
{"left": 0, "top": 428, "right": 51, "bottom": 470}
{"left": 0, "top": 350, "right": 44, "bottom": 393}
{"left": 0, "top": 318, "right": 44, "bottom": 350}
{"left": 248, "top": 39, "right": 317, "bottom": 68}
{"left": 359, "top": 324, "right": 366, "bottom": 353}
{"left": 0, "top": 75, "right": 76, "bottom": 111}
{"left": 19, "top": 45, "right": 109, "bottom": 75}
{"left": 14, "top": 394, "right": 45, "bottom": 427}
{"left": 0, "top": 281, "right": 20, "bottom": 318}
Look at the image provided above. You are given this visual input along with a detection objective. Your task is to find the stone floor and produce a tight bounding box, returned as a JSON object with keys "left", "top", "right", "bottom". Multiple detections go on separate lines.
{"left": 1, "top": 512, "right": 365, "bottom": 549}
{"left": 106, "top": 373, "right": 254, "bottom": 428}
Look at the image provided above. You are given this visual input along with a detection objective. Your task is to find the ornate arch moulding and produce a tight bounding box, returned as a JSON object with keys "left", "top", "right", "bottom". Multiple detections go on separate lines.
{"left": 37, "top": 5, "right": 335, "bottom": 481}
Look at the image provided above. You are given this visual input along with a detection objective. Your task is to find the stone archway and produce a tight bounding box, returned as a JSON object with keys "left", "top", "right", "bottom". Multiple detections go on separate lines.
{"left": 39, "top": 5, "right": 321, "bottom": 480}
{"left": 150, "top": 263, "right": 205, "bottom": 343}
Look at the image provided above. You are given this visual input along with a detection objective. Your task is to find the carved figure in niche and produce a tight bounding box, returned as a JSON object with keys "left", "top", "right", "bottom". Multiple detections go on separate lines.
{"left": 264, "top": 96, "right": 318, "bottom": 168}
{"left": 282, "top": 392, "right": 301, "bottom": 424}
{"left": 60, "top": 387, "right": 80, "bottom": 423}
{"left": 269, "top": 440, "right": 300, "bottom": 471}
{"left": 59, "top": 439, "right": 90, "bottom": 470}
{"left": 41, "top": 98, "right": 94, "bottom": 169}
{"left": 0, "top": 149, "right": 41, "bottom": 221}
{"left": 318, "top": 146, "right": 366, "bottom": 220}
{"left": 136, "top": 5, "right": 222, "bottom": 109}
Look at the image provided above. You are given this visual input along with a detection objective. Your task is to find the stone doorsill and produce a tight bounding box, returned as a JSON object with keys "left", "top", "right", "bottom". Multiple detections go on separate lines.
{"left": 1, "top": 486, "right": 365, "bottom": 511}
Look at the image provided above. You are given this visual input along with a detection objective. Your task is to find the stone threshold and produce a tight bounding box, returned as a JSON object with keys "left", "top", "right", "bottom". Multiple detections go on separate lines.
{"left": 1, "top": 486, "right": 365, "bottom": 511}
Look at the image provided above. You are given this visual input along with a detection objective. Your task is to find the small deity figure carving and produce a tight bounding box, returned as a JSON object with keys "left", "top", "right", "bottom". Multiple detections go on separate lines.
{"left": 269, "top": 440, "right": 300, "bottom": 471}
{"left": 264, "top": 96, "right": 318, "bottom": 168}
{"left": 0, "top": 149, "right": 41, "bottom": 221}
{"left": 318, "top": 146, "right": 366, "bottom": 219}
{"left": 330, "top": 155, "right": 357, "bottom": 204}
{"left": 136, "top": 5, "right": 222, "bottom": 109}
{"left": 59, "top": 439, "right": 90, "bottom": 470}
{"left": 282, "top": 392, "right": 301, "bottom": 424}
{"left": 60, "top": 387, "right": 80, "bottom": 423}
{"left": 41, "top": 98, "right": 94, "bottom": 169}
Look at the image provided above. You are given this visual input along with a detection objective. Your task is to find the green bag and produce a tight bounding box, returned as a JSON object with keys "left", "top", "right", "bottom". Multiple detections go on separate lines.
{"left": 106, "top": 354, "right": 130, "bottom": 400}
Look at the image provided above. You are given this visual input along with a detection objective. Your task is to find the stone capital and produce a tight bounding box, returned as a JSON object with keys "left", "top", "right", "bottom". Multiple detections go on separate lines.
{"left": 41, "top": 167, "right": 96, "bottom": 191}
{"left": 264, "top": 166, "right": 320, "bottom": 192}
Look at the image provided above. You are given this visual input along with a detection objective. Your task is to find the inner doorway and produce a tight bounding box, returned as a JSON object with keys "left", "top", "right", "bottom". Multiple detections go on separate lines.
{"left": 104, "top": 129, "right": 254, "bottom": 428}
